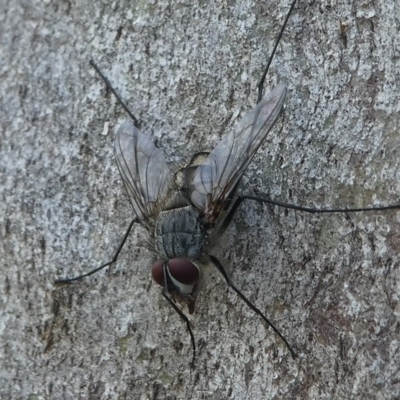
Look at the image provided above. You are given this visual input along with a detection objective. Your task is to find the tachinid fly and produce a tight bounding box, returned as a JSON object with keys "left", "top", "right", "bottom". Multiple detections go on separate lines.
{"left": 116, "top": 83, "right": 286, "bottom": 314}
{"left": 55, "top": 0, "right": 400, "bottom": 361}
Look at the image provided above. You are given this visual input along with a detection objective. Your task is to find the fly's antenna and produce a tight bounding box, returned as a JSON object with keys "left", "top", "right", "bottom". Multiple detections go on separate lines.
{"left": 257, "top": 0, "right": 297, "bottom": 103}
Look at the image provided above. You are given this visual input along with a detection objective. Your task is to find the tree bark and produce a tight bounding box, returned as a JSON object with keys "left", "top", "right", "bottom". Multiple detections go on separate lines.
{"left": 1, "top": 0, "right": 400, "bottom": 398}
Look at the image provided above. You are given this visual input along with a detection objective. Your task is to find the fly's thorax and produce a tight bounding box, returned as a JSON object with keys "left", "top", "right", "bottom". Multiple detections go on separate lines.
{"left": 174, "top": 152, "right": 210, "bottom": 196}
{"left": 154, "top": 205, "right": 205, "bottom": 259}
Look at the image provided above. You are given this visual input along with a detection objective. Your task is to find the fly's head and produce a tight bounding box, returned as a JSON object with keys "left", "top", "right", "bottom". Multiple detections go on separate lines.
{"left": 151, "top": 259, "right": 203, "bottom": 314}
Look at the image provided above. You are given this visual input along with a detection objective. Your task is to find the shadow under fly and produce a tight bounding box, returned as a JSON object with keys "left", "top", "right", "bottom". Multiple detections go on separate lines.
{"left": 55, "top": 0, "right": 400, "bottom": 362}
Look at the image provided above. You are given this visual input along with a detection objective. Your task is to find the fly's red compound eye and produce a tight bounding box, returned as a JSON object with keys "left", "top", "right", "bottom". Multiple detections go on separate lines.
{"left": 151, "top": 261, "right": 165, "bottom": 286}
{"left": 151, "top": 259, "right": 200, "bottom": 293}
{"left": 167, "top": 259, "right": 200, "bottom": 285}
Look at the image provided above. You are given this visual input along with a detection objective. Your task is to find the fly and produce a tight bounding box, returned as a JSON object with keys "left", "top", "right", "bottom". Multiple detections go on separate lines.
{"left": 55, "top": 0, "right": 400, "bottom": 362}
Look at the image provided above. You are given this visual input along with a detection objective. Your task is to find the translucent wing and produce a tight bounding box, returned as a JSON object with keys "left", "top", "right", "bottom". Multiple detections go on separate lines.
{"left": 190, "top": 84, "right": 287, "bottom": 223}
{"left": 115, "top": 122, "right": 171, "bottom": 224}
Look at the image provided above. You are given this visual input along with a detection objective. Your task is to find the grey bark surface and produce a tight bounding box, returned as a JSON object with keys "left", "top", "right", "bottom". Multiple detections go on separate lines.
{"left": 1, "top": 0, "right": 400, "bottom": 399}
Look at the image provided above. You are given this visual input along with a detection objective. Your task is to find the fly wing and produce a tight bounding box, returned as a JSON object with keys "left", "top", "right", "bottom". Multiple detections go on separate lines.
{"left": 190, "top": 84, "right": 287, "bottom": 223}
{"left": 115, "top": 122, "right": 171, "bottom": 224}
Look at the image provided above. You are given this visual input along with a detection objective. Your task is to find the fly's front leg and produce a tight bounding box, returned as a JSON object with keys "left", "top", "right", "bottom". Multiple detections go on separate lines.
{"left": 209, "top": 255, "right": 297, "bottom": 358}
{"left": 161, "top": 290, "right": 196, "bottom": 365}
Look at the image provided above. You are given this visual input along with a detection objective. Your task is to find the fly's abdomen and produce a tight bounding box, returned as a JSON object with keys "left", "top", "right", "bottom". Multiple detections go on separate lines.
{"left": 155, "top": 206, "right": 204, "bottom": 259}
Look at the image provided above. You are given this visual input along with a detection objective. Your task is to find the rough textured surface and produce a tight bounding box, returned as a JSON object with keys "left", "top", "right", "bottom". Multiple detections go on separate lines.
{"left": 1, "top": 0, "right": 400, "bottom": 399}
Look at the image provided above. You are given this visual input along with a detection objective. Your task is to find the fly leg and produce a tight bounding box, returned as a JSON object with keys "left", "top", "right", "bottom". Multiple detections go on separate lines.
{"left": 221, "top": 194, "right": 400, "bottom": 232}
{"left": 209, "top": 255, "right": 297, "bottom": 359}
{"left": 257, "top": 0, "right": 297, "bottom": 103}
{"left": 56, "top": 60, "right": 141, "bottom": 284}
{"left": 89, "top": 60, "right": 139, "bottom": 127}
{"left": 55, "top": 217, "right": 138, "bottom": 283}
{"left": 162, "top": 291, "right": 196, "bottom": 365}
